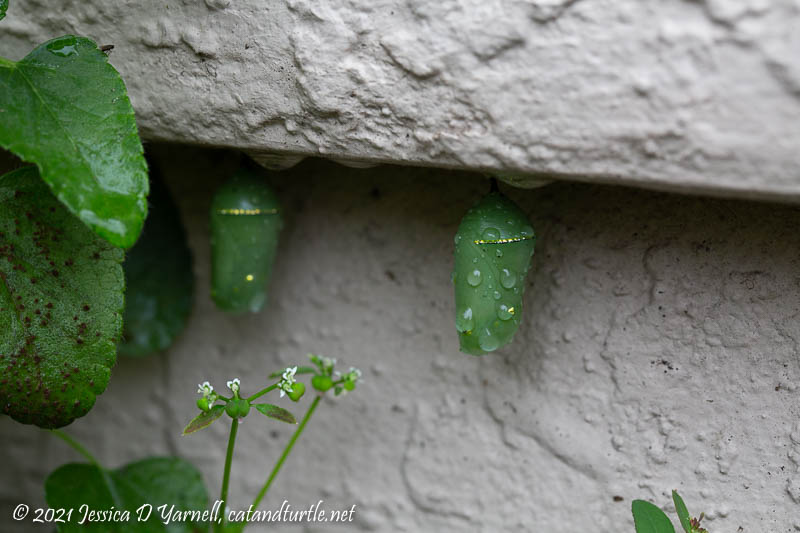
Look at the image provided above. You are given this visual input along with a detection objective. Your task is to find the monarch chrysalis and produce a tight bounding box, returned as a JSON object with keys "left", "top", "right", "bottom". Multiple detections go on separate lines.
{"left": 453, "top": 187, "right": 535, "bottom": 355}
{"left": 210, "top": 168, "right": 282, "bottom": 313}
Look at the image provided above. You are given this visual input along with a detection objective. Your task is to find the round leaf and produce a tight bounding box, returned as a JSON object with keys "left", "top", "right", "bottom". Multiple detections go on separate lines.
{"left": 119, "top": 173, "right": 193, "bottom": 357}
{"left": 632, "top": 500, "right": 676, "bottom": 533}
{"left": 0, "top": 166, "right": 124, "bottom": 428}
{"left": 45, "top": 457, "right": 208, "bottom": 533}
{"left": 0, "top": 35, "right": 148, "bottom": 248}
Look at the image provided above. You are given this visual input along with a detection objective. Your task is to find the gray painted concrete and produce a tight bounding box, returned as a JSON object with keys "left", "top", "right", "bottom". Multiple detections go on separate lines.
{"left": 1, "top": 1, "right": 799, "bottom": 199}
{"left": 1, "top": 146, "right": 799, "bottom": 531}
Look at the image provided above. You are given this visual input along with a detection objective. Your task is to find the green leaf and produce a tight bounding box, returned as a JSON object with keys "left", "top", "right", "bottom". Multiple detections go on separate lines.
{"left": 0, "top": 0, "right": 8, "bottom": 22}
{"left": 182, "top": 405, "right": 225, "bottom": 435}
{"left": 254, "top": 403, "right": 296, "bottom": 424}
{"left": 46, "top": 457, "right": 209, "bottom": 533}
{"left": 119, "top": 172, "right": 193, "bottom": 357}
{"left": 632, "top": 500, "right": 676, "bottom": 533}
{"left": 672, "top": 491, "right": 692, "bottom": 533}
{"left": 0, "top": 35, "right": 148, "bottom": 248}
{"left": 0, "top": 166, "right": 124, "bottom": 428}
{"left": 267, "top": 365, "right": 316, "bottom": 379}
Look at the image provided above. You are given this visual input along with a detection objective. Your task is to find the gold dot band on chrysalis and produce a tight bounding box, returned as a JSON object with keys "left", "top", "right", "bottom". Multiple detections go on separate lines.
{"left": 216, "top": 208, "right": 279, "bottom": 215}
{"left": 473, "top": 236, "right": 534, "bottom": 244}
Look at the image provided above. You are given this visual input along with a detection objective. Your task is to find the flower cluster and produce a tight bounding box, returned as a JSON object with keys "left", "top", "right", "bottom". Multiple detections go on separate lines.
{"left": 309, "top": 354, "right": 336, "bottom": 374}
{"left": 278, "top": 367, "right": 297, "bottom": 398}
{"left": 333, "top": 366, "right": 362, "bottom": 395}
{"left": 689, "top": 515, "right": 707, "bottom": 533}
{"left": 343, "top": 367, "right": 362, "bottom": 384}
{"left": 196, "top": 381, "right": 218, "bottom": 411}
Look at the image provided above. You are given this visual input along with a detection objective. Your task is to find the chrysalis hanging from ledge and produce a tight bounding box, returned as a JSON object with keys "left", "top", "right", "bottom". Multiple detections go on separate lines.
{"left": 453, "top": 184, "right": 535, "bottom": 355}
{"left": 211, "top": 167, "right": 282, "bottom": 313}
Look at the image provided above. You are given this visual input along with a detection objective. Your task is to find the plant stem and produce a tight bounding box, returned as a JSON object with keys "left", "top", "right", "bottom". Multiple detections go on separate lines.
{"left": 49, "top": 429, "right": 103, "bottom": 470}
{"left": 246, "top": 383, "right": 278, "bottom": 402}
{"left": 217, "top": 418, "right": 239, "bottom": 533}
{"left": 242, "top": 395, "right": 321, "bottom": 532}
{"left": 49, "top": 429, "right": 123, "bottom": 508}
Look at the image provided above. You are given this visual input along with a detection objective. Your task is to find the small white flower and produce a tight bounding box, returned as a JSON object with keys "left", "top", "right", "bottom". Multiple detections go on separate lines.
{"left": 345, "top": 367, "right": 363, "bottom": 384}
{"left": 310, "top": 353, "right": 336, "bottom": 372}
{"left": 278, "top": 366, "right": 297, "bottom": 397}
{"left": 197, "top": 381, "right": 214, "bottom": 396}
{"left": 227, "top": 378, "right": 241, "bottom": 394}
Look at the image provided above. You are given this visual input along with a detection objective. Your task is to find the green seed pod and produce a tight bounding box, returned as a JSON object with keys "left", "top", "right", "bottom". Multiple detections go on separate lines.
{"left": 225, "top": 398, "right": 250, "bottom": 419}
{"left": 287, "top": 382, "right": 306, "bottom": 402}
{"left": 311, "top": 375, "right": 333, "bottom": 392}
{"left": 196, "top": 397, "right": 210, "bottom": 412}
{"left": 211, "top": 168, "right": 282, "bottom": 313}
{"left": 343, "top": 380, "right": 356, "bottom": 391}
{"left": 453, "top": 191, "right": 535, "bottom": 355}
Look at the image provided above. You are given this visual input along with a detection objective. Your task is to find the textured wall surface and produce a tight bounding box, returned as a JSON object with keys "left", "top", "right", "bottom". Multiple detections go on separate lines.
{"left": 1, "top": 1, "right": 799, "bottom": 198}
{"left": 1, "top": 146, "right": 799, "bottom": 532}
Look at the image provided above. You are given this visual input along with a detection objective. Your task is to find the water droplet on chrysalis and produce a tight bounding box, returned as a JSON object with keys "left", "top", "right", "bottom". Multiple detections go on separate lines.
{"left": 482, "top": 227, "right": 500, "bottom": 241}
{"left": 497, "top": 303, "right": 513, "bottom": 320}
{"left": 467, "top": 269, "right": 482, "bottom": 287}
{"left": 478, "top": 327, "right": 500, "bottom": 352}
{"left": 456, "top": 307, "right": 475, "bottom": 332}
{"left": 500, "top": 268, "right": 516, "bottom": 289}
{"left": 493, "top": 290, "right": 501, "bottom": 300}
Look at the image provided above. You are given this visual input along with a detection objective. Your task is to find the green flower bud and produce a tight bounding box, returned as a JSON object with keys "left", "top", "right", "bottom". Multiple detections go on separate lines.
{"left": 311, "top": 375, "right": 333, "bottom": 392}
{"left": 197, "top": 397, "right": 210, "bottom": 412}
{"left": 343, "top": 380, "right": 356, "bottom": 391}
{"left": 288, "top": 382, "right": 306, "bottom": 402}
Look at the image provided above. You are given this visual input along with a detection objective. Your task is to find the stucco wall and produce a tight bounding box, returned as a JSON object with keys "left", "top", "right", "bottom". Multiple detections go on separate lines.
{"left": 1, "top": 145, "right": 799, "bottom": 532}
{"left": 1, "top": 1, "right": 800, "bottom": 199}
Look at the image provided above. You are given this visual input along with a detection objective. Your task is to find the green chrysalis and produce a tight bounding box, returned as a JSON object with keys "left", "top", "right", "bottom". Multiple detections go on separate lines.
{"left": 210, "top": 168, "right": 282, "bottom": 313}
{"left": 453, "top": 188, "right": 535, "bottom": 355}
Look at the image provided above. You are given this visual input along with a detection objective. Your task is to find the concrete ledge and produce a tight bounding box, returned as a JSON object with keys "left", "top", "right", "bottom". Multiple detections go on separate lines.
{"left": 1, "top": 1, "right": 799, "bottom": 199}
